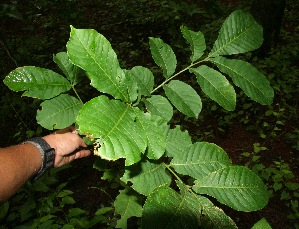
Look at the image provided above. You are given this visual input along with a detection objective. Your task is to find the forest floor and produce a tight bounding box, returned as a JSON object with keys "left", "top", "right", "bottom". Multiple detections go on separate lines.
{"left": 0, "top": 0, "right": 298, "bottom": 228}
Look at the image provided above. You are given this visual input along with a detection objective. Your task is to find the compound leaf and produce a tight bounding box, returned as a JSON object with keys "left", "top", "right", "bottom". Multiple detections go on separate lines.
{"left": 149, "top": 37, "right": 177, "bottom": 78}
{"left": 37, "top": 94, "right": 82, "bottom": 130}
{"left": 190, "top": 65, "right": 236, "bottom": 111}
{"left": 181, "top": 25, "right": 206, "bottom": 62}
{"left": 211, "top": 56, "right": 274, "bottom": 105}
{"left": 3, "top": 66, "right": 71, "bottom": 99}
{"left": 142, "top": 186, "right": 201, "bottom": 229}
{"left": 114, "top": 188, "right": 143, "bottom": 229}
{"left": 171, "top": 142, "right": 232, "bottom": 180}
{"left": 209, "top": 10, "right": 263, "bottom": 57}
{"left": 76, "top": 95, "right": 147, "bottom": 166}
{"left": 193, "top": 166, "right": 270, "bottom": 211}
{"left": 67, "top": 26, "right": 129, "bottom": 101}
{"left": 144, "top": 95, "right": 173, "bottom": 122}
{"left": 163, "top": 80, "right": 202, "bottom": 118}
{"left": 121, "top": 160, "right": 171, "bottom": 196}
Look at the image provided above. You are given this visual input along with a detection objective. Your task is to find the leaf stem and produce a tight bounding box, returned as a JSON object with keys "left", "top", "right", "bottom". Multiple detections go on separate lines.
{"left": 151, "top": 57, "right": 209, "bottom": 94}
{"left": 72, "top": 85, "right": 83, "bottom": 104}
{"left": 163, "top": 162, "right": 183, "bottom": 183}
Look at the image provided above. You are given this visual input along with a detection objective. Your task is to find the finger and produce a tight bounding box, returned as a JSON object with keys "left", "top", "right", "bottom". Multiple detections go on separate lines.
{"left": 74, "top": 149, "right": 92, "bottom": 159}
{"left": 55, "top": 126, "right": 74, "bottom": 134}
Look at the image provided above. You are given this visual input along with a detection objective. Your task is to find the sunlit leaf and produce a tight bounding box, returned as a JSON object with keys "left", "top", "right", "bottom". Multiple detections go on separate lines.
{"left": 67, "top": 26, "right": 129, "bottom": 101}
{"left": 76, "top": 95, "right": 147, "bottom": 166}
{"left": 3, "top": 66, "right": 71, "bottom": 99}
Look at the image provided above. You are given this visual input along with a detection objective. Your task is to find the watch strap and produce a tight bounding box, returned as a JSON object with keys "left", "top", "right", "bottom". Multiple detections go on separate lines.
{"left": 23, "top": 137, "right": 55, "bottom": 181}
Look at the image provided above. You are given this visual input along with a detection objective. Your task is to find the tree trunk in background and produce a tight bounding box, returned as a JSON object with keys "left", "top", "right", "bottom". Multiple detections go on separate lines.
{"left": 250, "top": 0, "right": 286, "bottom": 57}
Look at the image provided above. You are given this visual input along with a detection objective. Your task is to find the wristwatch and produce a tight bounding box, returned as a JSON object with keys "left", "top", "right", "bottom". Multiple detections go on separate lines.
{"left": 22, "top": 137, "right": 55, "bottom": 181}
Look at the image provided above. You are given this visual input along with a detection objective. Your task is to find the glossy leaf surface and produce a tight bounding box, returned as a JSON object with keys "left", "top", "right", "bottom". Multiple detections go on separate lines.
{"left": 4, "top": 66, "right": 71, "bottom": 99}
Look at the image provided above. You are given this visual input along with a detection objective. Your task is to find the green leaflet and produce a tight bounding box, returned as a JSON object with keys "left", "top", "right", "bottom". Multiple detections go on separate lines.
{"left": 76, "top": 95, "right": 147, "bottom": 166}
{"left": 165, "top": 125, "right": 192, "bottom": 158}
{"left": 3, "top": 66, "right": 71, "bottom": 99}
{"left": 211, "top": 56, "right": 274, "bottom": 105}
{"left": 163, "top": 80, "right": 202, "bottom": 118}
{"left": 209, "top": 10, "right": 263, "bottom": 57}
{"left": 149, "top": 37, "right": 177, "bottom": 78}
{"left": 53, "top": 52, "right": 82, "bottom": 85}
{"left": 144, "top": 95, "right": 173, "bottom": 122}
{"left": 128, "top": 66, "right": 154, "bottom": 96}
{"left": 171, "top": 142, "right": 232, "bottom": 180}
{"left": 121, "top": 160, "right": 171, "bottom": 196}
{"left": 67, "top": 26, "right": 129, "bottom": 101}
{"left": 193, "top": 166, "right": 270, "bottom": 211}
{"left": 181, "top": 25, "right": 206, "bottom": 62}
{"left": 251, "top": 218, "right": 272, "bottom": 229}
{"left": 137, "top": 113, "right": 167, "bottom": 160}
{"left": 114, "top": 188, "right": 143, "bottom": 229}
{"left": 37, "top": 94, "right": 82, "bottom": 130}
{"left": 196, "top": 195, "right": 237, "bottom": 229}
{"left": 190, "top": 65, "right": 236, "bottom": 111}
{"left": 142, "top": 186, "right": 201, "bottom": 229}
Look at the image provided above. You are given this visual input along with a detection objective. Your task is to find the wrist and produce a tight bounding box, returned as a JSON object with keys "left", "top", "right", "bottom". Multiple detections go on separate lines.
{"left": 22, "top": 137, "right": 55, "bottom": 181}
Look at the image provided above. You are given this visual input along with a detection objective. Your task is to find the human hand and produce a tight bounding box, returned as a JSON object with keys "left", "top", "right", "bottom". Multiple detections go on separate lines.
{"left": 43, "top": 126, "right": 91, "bottom": 167}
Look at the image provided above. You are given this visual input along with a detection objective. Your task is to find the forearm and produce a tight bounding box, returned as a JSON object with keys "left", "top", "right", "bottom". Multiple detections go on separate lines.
{"left": 0, "top": 143, "right": 42, "bottom": 202}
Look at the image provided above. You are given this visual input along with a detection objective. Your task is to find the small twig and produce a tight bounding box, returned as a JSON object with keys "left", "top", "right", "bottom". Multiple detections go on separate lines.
{"left": 0, "top": 38, "right": 18, "bottom": 67}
